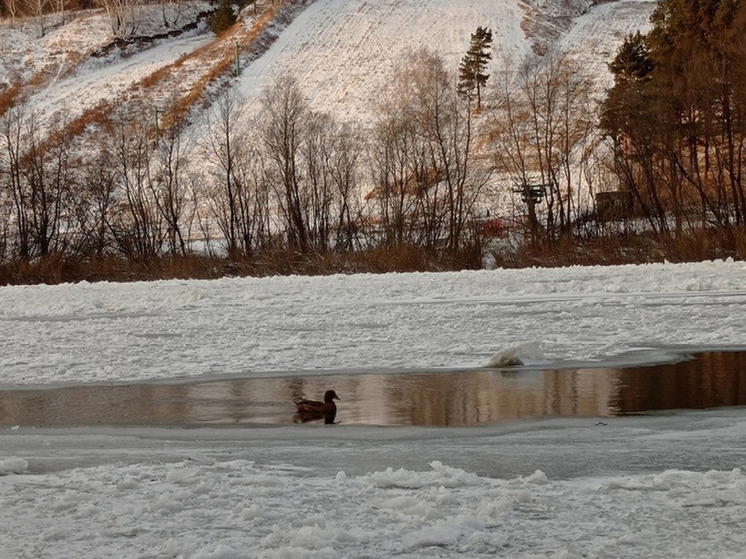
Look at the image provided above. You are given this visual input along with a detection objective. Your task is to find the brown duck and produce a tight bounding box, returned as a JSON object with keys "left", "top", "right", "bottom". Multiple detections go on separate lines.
{"left": 294, "top": 390, "right": 340, "bottom": 424}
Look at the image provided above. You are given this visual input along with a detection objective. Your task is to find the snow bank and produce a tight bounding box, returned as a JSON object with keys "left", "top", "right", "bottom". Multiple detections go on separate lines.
{"left": 365, "top": 461, "right": 484, "bottom": 489}
{"left": 487, "top": 340, "right": 545, "bottom": 367}
{"left": 2, "top": 455, "right": 744, "bottom": 558}
{"left": 0, "top": 456, "right": 29, "bottom": 475}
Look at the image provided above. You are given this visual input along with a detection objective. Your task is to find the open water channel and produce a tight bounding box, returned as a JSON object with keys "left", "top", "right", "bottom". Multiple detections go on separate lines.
{"left": 1, "top": 351, "right": 745, "bottom": 428}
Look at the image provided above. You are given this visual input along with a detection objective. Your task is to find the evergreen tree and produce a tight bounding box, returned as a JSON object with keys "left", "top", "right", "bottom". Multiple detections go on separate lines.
{"left": 458, "top": 27, "right": 493, "bottom": 109}
{"left": 209, "top": 0, "right": 237, "bottom": 36}
{"left": 607, "top": 31, "right": 653, "bottom": 85}
{"left": 600, "top": 0, "right": 746, "bottom": 231}
{"left": 599, "top": 31, "right": 655, "bottom": 138}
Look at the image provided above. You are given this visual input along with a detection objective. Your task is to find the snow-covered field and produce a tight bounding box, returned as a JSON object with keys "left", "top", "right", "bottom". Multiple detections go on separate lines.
{"left": 235, "top": 0, "right": 531, "bottom": 123}
{"left": 2, "top": 260, "right": 746, "bottom": 558}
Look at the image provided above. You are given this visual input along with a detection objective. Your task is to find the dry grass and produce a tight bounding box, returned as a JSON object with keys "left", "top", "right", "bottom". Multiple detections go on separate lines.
{"left": 123, "top": 0, "right": 295, "bottom": 137}
{"left": 1, "top": 226, "right": 743, "bottom": 285}
{"left": 163, "top": 0, "right": 291, "bottom": 132}
{"left": 0, "top": 254, "right": 226, "bottom": 285}
{"left": 0, "top": 83, "right": 23, "bottom": 119}
{"left": 491, "top": 224, "right": 746, "bottom": 269}
{"left": 0, "top": 244, "right": 484, "bottom": 286}
{"left": 52, "top": 100, "right": 113, "bottom": 141}
{"left": 658, "top": 225, "right": 746, "bottom": 263}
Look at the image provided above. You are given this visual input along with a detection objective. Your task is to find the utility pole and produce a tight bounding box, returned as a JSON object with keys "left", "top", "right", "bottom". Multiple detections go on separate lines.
{"left": 235, "top": 41, "right": 240, "bottom": 76}
{"left": 154, "top": 106, "right": 162, "bottom": 147}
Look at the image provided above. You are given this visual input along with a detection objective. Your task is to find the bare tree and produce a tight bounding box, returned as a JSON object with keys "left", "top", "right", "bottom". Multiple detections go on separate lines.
{"left": 491, "top": 54, "right": 594, "bottom": 242}
{"left": 4, "top": 0, "right": 21, "bottom": 21}
{"left": 235, "top": 146, "right": 272, "bottom": 254}
{"left": 369, "top": 103, "right": 421, "bottom": 247}
{"left": 327, "top": 121, "right": 365, "bottom": 251}
{"left": 413, "top": 50, "right": 489, "bottom": 250}
{"left": 0, "top": 107, "right": 80, "bottom": 260}
{"left": 23, "top": 116, "right": 71, "bottom": 256}
{"left": 260, "top": 76, "right": 311, "bottom": 252}
{"left": 21, "top": 0, "right": 50, "bottom": 36}
{"left": 106, "top": 119, "right": 164, "bottom": 259}
{"left": 202, "top": 89, "right": 249, "bottom": 257}
{"left": 0, "top": 189, "right": 10, "bottom": 262}
{"left": 371, "top": 49, "right": 489, "bottom": 251}
{"left": 50, "top": 0, "right": 72, "bottom": 26}
{"left": 0, "top": 106, "right": 32, "bottom": 259}
{"left": 160, "top": 0, "right": 184, "bottom": 28}
{"left": 100, "top": 0, "right": 140, "bottom": 38}
{"left": 75, "top": 144, "right": 118, "bottom": 258}
{"left": 150, "top": 120, "right": 191, "bottom": 256}
{"left": 202, "top": 89, "right": 274, "bottom": 257}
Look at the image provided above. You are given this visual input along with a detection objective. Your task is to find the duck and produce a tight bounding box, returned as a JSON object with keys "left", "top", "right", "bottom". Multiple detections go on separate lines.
{"left": 294, "top": 390, "right": 340, "bottom": 424}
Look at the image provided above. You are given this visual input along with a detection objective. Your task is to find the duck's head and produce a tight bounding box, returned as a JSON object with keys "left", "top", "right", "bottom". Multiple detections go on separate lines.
{"left": 324, "top": 390, "right": 340, "bottom": 403}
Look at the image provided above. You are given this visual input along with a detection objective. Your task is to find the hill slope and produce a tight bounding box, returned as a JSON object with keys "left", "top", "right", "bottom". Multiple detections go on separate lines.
{"left": 1, "top": 0, "right": 656, "bottom": 132}
{"left": 232, "top": 0, "right": 656, "bottom": 123}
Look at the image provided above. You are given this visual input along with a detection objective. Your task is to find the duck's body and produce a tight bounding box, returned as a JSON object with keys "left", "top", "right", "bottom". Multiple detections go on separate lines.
{"left": 294, "top": 390, "right": 340, "bottom": 423}
{"left": 294, "top": 390, "right": 339, "bottom": 414}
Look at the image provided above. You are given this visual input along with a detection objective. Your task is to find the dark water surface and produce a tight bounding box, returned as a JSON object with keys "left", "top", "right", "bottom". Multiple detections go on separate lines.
{"left": 1, "top": 352, "right": 745, "bottom": 428}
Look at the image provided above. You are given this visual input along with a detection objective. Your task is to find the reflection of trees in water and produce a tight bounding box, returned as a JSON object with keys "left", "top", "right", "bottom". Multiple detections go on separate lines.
{"left": 614, "top": 352, "right": 746, "bottom": 414}
{"left": 384, "top": 369, "right": 617, "bottom": 426}
{"left": 0, "top": 383, "right": 191, "bottom": 427}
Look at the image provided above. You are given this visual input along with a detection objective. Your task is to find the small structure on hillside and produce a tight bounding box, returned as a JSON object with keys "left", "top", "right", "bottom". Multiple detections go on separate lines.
{"left": 513, "top": 181, "right": 548, "bottom": 205}
{"left": 513, "top": 180, "right": 550, "bottom": 236}
{"left": 595, "top": 191, "right": 633, "bottom": 221}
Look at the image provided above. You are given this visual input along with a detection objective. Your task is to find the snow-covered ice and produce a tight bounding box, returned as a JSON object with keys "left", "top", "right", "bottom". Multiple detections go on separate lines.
{"left": 2, "top": 410, "right": 746, "bottom": 558}
{"left": 1, "top": 259, "right": 746, "bottom": 558}
{"left": 1, "top": 259, "right": 745, "bottom": 387}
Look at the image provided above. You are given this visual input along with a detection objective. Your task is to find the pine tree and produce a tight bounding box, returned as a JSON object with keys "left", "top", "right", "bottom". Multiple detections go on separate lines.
{"left": 458, "top": 27, "right": 493, "bottom": 109}
{"left": 209, "top": 0, "right": 237, "bottom": 36}
{"left": 600, "top": 0, "right": 746, "bottom": 231}
{"left": 607, "top": 31, "right": 653, "bottom": 85}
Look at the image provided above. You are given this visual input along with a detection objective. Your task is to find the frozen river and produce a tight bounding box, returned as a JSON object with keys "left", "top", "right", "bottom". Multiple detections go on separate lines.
{"left": 2, "top": 261, "right": 746, "bottom": 558}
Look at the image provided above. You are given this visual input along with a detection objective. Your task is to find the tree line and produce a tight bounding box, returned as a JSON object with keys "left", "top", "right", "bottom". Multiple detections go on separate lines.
{"left": 2, "top": 0, "right": 746, "bottom": 282}
{"left": 0, "top": 50, "right": 494, "bottom": 274}
{"left": 600, "top": 0, "right": 746, "bottom": 244}
{"left": 0, "top": 41, "right": 612, "bottom": 276}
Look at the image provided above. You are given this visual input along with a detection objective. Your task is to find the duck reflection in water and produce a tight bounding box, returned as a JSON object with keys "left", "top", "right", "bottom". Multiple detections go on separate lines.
{"left": 293, "top": 390, "right": 340, "bottom": 424}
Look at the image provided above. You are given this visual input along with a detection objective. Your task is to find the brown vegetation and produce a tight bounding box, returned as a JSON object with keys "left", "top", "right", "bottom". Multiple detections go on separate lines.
{"left": 0, "top": 84, "right": 23, "bottom": 120}
{"left": 492, "top": 226, "right": 746, "bottom": 269}
{"left": 4, "top": 223, "right": 741, "bottom": 286}
{"left": 0, "top": 245, "right": 485, "bottom": 285}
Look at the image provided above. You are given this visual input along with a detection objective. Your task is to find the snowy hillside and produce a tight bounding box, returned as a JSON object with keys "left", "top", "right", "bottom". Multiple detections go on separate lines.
{"left": 233, "top": 0, "right": 657, "bottom": 122}
{"left": 235, "top": 0, "right": 532, "bottom": 123}
{"left": 1, "top": 0, "right": 657, "bottom": 132}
